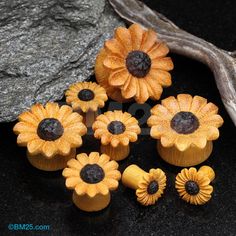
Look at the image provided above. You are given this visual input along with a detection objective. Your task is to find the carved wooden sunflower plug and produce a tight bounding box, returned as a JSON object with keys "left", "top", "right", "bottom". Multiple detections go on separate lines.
{"left": 92, "top": 110, "right": 141, "bottom": 161}
{"left": 13, "top": 103, "right": 87, "bottom": 171}
{"left": 147, "top": 94, "right": 224, "bottom": 167}
{"left": 122, "top": 165, "right": 166, "bottom": 206}
{"left": 95, "top": 23, "right": 174, "bottom": 103}
{"left": 63, "top": 152, "right": 121, "bottom": 212}
{"left": 175, "top": 166, "right": 215, "bottom": 205}
{"left": 65, "top": 82, "right": 108, "bottom": 127}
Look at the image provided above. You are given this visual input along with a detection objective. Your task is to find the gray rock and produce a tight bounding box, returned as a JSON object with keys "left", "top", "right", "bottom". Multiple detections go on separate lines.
{"left": 0, "top": 0, "right": 124, "bottom": 122}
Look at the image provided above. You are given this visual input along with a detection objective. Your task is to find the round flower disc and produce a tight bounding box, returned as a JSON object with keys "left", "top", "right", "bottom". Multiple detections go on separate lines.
{"left": 37, "top": 118, "right": 64, "bottom": 141}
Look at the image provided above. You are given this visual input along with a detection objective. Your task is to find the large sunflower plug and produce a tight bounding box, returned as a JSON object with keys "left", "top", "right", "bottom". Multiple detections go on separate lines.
{"left": 148, "top": 94, "right": 224, "bottom": 167}
{"left": 13, "top": 102, "right": 87, "bottom": 171}
{"left": 175, "top": 166, "right": 215, "bottom": 205}
{"left": 122, "top": 165, "right": 166, "bottom": 206}
{"left": 63, "top": 152, "right": 121, "bottom": 212}
{"left": 95, "top": 23, "right": 173, "bottom": 103}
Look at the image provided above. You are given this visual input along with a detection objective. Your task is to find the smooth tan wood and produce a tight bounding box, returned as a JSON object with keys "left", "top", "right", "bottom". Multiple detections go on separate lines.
{"left": 78, "top": 110, "right": 98, "bottom": 127}
{"left": 101, "top": 144, "right": 130, "bottom": 161}
{"left": 122, "top": 164, "right": 146, "bottom": 190}
{"left": 198, "top": 166, "right": 215, "bottom": 181}
{"left": 72, "top": 191, "right": 111, "bottom": 212}
{"left": 27, "top": 148, "right": 76, "bottom": 171}
{"left": 157, "top": 141, "right": 213, "bottom": 167}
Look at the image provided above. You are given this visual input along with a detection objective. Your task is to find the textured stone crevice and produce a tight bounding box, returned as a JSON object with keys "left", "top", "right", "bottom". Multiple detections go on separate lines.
{"left": 0, "top": 0, "right": 124, "bottom": 122}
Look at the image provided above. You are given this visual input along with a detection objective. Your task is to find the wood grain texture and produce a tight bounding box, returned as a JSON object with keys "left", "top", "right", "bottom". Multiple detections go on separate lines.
{"left": 109, "top": 0, "right": 236, "bottom": 126}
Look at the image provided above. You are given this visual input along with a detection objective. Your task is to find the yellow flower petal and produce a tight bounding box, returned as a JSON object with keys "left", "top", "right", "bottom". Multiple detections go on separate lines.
{"left": 148, "top": 42, "right": 169, "bottom": 59}
{"left": 56, "top": 138, "right": 71, "bottom": 155}
{"left": 66, "top": 177, "right": 80, "bottom": 189}
{"left": 190, "top": 96, "right": 207, "bottom": 114}
{"left": 98, "top": 154, "right": 110, "bottom": 165}
{"left": 18, "top": 111, "right": 39, "bottom": 125}
{"left": 199, "top": 114, "right": 223, "bottom": 128}
{"left": 104, "top": 39, "right": 125, "bottom": 57}
{"left": 17, "top": 133, "right": 38, "bottom": 145}
{"left": 196, "top": 102, "right": 219, "bottom": 119}
{"left": 160, "top": 132, "right": 177, "bottom": 147}
{"left": 191, "top": 136, "right": 207, "bottom": 149}
{"left": 111, "top": 137, "right": 120, "bottom": 147}
{"left": 42, "top": 141, "right": 57, "bottom": 158}
{"left": 96, "top": 182, "right": 109, "bottom": 195}
{"left": 149, "top": 104, "right": 173, "bottom": 120}
{"left": 88, "top": 152, "right": 100, "bottom": 164}
{"left": 62, "top": 168, "right": 80, "bottom": 177}
{"left": 67, "top": 158, "right": 83, "bottom": 170}
{"left": 135, "top": 79, "right": 149, "bottom": 104}
{"left": 161, "top": 96, "right": 180, "bottom": 114}
{"left": 103, "top": 161, "right": 119, "bottom": 171}
{"left": 148, "top": 69, "right": 172, "bottom": 87}
{"left": 151, "top": 57, "right": 174, "bottom": 71}
{"left": 103, "top": 178, "right": 119, "bottom": 190}
{"left": 86, "top": 184, "right": 98, "bottom": 197}
{"left": 177, "top": 94, "right": 193, "bottom": 111}
{"left": 13, "top": 122, "right": 37, "bottom": 134}
{"left": 103, "top": 56, "right": 125, "bottom": 70}
{"left": 63, "top": 132, "right": 82, "bottom": 147}
{"left": 30, "top": 104, "right": 47, "bottom": 120}
{"left": 45, "top": 102, "right": 59, "bottom": 118}
{"left": 150, "top": 124, "right": 169, "bottom": 139}
{"left": 146, "top": 76, "right": 163, "bottom": 100}
{"left": 105, "top": 170, "right": 121, "bottom": 180}
{"left": 108, "top": 68, "right": 129, "bottom": 86}
{"left": 56, "top": 105, "right": 73, "bottom": 122}
{"left": 121, "top": 75, "right": 137, "bottom": 99}
{"left": 115, "top": 26, "right": 132, "bottom": 51}
{"left": 140, "top": 29, "right": 157, "bottom": 52}
{"left": 77, "top": 153, "right": 89, "bottom": 166}
{"left": 129, "top": 23, "right": 144, "bottom": 50}
{"left": 75, "top": 182, "right": 87, "bottom": 195}
{"left": 175, "top": 135, "right": 191, "bottom": 151}
{"left": 27, "top": 139, "right": 44, "bottom": 155}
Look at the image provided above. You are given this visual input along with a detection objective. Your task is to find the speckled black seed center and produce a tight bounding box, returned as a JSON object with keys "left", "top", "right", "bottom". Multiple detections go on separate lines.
{"left": 171, "top": 111, "right": 199, "bottom": 134}
{"left": 147, "top": 181, "right": 159, "bottom": 194}
{"left": 126, "top": 50, "right": 151, "bottom": 78}
{"left": 80, "top": 164, "right": 105, "bottom": 184}
{"left": 78, "top": 89, "right": 95, "bottom": 101}
{"left": 107, "top": 121, "right": 126, "bottom": 134}
{"left": 37, "top": 118, "right": 64, "bottom": 141}
{"left": 185, "top": 180, "right": 200, "bottom": 195}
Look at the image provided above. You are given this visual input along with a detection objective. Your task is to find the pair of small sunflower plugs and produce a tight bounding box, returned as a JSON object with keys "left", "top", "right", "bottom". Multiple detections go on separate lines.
{"left": 13, "top": 24, "right": 224, "bottom": 212}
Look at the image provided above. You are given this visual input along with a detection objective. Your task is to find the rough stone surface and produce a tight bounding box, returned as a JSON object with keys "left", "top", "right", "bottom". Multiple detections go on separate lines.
{"left": 0, "top": 0, "right": 124, "bottom": 122}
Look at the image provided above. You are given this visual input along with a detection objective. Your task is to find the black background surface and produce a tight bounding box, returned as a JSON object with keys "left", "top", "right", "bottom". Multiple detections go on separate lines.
{"left": 1, "top": 0, "right": 236, "bottom": 235}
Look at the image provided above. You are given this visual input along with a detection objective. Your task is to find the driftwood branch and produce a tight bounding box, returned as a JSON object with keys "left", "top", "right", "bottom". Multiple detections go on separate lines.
{"left": 109, "top": 0, "right": 236, "bottom": 126}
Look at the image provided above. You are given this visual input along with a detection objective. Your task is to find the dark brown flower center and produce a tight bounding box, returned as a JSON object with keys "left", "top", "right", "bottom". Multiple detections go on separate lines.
{"left": 107, "top": 121, "right": 126, "bottom": 134}
{"left": 80, "top": 164, "right": 105, "bottom": 184}
{"left": 37, "top": 118, "right": 64, "bottom": 141}
{"left": 78, "top": 89, "right": 95, "bottom": 101}
{"left": 171, "top": 111, "right": 199, "bottom": 134}
{"left": 126, "top": 50, "right": 151, "bottom": 78}
{"left": 185, "top": 180, "right": 200, "bottom": 195}
{"left": 147, "top": 180, "right": 159, "bottom": 194}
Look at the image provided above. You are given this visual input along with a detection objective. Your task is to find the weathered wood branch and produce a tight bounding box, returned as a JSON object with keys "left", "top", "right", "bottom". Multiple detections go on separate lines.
{"left": 109, "top": 0, "right": 236, "bottom": 126}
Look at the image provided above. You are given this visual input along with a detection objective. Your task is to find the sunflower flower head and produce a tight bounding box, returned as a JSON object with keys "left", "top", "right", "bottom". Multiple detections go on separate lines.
{"left": 148, "top": 94, "right": 224, "bottom": 151}
{"left": 175, "top": 167, "right": 214, "bottom": 205}
{"left": 65, "top": 82, "right": 108, "bottom": 113}
{"left": 62, "top": 152, "right": 121, "bottom": 197}
{"left": 136, "top": 168, "right": 167, "bottom": 206}
{"left": 92, "top": 110, "right": 141, "bottom": 148}
{"left": 95, "top": 23, "right": 174, "bottom": 103}
{"left": 13, "top": 102, "right": 87, "bottom": 158}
